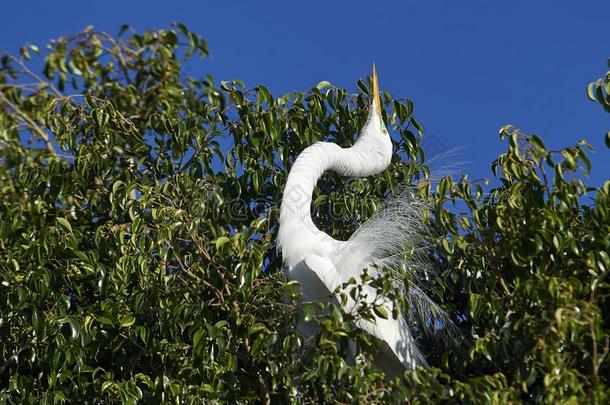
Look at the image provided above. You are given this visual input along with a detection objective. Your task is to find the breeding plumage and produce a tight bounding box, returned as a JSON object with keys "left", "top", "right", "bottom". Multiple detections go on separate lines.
{"left": 277, "top": 65, "right": 452, "bottom": 373}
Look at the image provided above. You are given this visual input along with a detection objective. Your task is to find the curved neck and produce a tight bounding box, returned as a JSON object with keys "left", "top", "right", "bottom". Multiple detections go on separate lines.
{"left": 277, "top": 138, "right": 391, "bottom": 266}
{"left": 279, "top": 142, "right": 339, "bottom": 227}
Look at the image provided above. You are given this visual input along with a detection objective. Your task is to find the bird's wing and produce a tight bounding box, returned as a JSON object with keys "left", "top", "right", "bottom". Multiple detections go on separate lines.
{"left": 305, "top": 253, "right": 395, "bottom": 323}
{"left": 303, "top": 254, "right": 340, "bottom": 293}
{"left": 304, "top": 253, "right": 422, "bottom": 369}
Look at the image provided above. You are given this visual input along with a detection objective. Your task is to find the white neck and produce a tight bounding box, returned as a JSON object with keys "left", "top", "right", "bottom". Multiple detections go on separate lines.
{"left": 277, "top": 109, "right": 392, "bottom": 268}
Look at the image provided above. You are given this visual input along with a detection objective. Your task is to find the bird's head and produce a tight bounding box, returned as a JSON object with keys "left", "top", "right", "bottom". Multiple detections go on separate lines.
{"left": 358, "top": 64, "right": 393, "bottom": 163}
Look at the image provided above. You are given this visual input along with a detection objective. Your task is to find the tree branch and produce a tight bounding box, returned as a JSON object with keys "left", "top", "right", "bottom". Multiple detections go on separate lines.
{"left": 0, "top": 92, "right": 55, "bottom": 153}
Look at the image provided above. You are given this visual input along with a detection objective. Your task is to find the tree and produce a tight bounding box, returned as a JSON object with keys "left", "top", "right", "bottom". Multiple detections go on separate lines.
{"left": 0, "top": 25, "right": 608, "bottom": 403}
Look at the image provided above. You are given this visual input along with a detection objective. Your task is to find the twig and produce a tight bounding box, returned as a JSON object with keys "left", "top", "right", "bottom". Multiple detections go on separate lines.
{"left": 0, "top": 92, "right": 55, "bottom": 153}
{"left": 0, "top": 52, "right": 62, "bottom": 97}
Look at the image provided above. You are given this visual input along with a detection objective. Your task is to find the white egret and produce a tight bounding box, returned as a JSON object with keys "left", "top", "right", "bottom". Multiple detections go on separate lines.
{"left": 277, "top": 65, "right": 452, "bottom": 373}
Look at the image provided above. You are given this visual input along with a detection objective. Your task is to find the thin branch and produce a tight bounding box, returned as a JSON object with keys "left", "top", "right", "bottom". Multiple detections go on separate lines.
{"left": 0, "top": 92, "right": 55, "bottom": 153}
{"left": 0, "top": 52, "right": 62, "bottom": 97}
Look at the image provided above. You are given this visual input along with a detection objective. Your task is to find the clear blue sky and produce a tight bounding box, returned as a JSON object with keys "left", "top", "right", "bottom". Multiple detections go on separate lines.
{"left": 1, "top": 0, "right": 608, "bottom": 186}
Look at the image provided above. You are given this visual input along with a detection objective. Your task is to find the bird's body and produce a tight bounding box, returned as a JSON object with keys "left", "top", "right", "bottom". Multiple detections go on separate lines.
{"left": 277, "top": 66, "right": 447, "bottom": 372}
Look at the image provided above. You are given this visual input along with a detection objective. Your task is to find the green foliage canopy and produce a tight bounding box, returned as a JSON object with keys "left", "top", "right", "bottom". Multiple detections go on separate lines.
{"left": 0, "top": 25, "right": 608, "bottom": 403}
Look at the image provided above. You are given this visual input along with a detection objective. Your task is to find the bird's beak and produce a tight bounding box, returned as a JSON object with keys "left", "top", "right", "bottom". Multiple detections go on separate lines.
{"left": 372, "top": 63, "right": 381, "bottom": 116}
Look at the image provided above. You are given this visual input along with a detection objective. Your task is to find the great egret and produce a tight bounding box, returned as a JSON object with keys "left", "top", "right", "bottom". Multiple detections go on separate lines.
{"left": 277, "top": 65, "right": 451, "bottom": 373}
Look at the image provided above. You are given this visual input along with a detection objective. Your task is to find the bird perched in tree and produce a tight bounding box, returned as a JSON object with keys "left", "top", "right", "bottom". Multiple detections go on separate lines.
{"left": 277, "top": 65, "right": 452, "bottom": 374}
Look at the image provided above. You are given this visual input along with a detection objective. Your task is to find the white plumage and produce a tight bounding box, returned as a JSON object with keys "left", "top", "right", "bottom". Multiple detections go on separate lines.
{"left": 277, "top": 66, "right": 451, "bottom": 373}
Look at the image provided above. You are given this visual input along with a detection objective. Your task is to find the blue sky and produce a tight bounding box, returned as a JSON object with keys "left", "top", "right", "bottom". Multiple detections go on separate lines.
{"left": 1, "top": 0, "right": 608, "bottom": 186}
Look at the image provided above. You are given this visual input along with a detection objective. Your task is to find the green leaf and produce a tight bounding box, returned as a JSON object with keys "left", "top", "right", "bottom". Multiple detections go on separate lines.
{"left": 120, "top": 314, "right": 136, "bottom": 328}
{"left": 247, "top": 323, "right": 268, "bottom": 336}
{"left": 587, "top": 83, "right": 597, "bottom": 101}
{"left": 97, "top": 315, "right": 113, "bottom": 326}
{"left": 193, "top": 328, "right": 205, "bottom": 347}
{"left": 530, "top": 134, "right": 546, "bottom": 150}
{"left": 20, "top": 46, "right": 30, "bottom": 60}
{"left": 69, "top": 319, "right": 80, "bottom": 339}
{"left": 258, "top": 85, "right": 273, "bottom": 105}
{"left": 57, "top": 217, "right": 73, "bottom": 233}
{"left": 357, "top": 79, "right": 369, "bottom": 95}
{"left": 303, "top": 303, "right": 315, "bottom": 322}
{"left": 441, "top": 238, "right": 453, "bottom": 254}
{"left": 101, "top": 381, "right": 114, "bottom": 393}
{"left": 410, "top": 116, "right": 424, "bottom": 135}
{"left": 373, "top": 305, "right": 389, "bottom": 320}
{"left": 32, "top": 310, "right": 43, "bottom": 335}
{"left": 112, "top": 180, "right": 125, "bottom": 195}
{"left": 316, "top": 80, "right": 332, "bottom": 90}
{"left": 214, "top": 236, "right": 230, "bottom": 249}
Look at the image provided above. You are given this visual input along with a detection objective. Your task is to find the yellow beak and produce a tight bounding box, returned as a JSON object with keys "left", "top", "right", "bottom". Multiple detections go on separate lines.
{"left": 372, "top": 63, "right": 381, "bottom": 115}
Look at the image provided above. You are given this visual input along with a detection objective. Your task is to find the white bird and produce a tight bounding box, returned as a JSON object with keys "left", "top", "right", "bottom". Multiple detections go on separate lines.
{"left": 277, "top": 65, "right": 452, "bottom": 374}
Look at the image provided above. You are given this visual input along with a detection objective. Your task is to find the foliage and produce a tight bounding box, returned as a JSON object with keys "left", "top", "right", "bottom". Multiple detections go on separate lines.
{"left": 0, "top": 25, "right": 608, "bottom": 403}
{"left": 586, "top": 59, "right": 610, "bottom": 147}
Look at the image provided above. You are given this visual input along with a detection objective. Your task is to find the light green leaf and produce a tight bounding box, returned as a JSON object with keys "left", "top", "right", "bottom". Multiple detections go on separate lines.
{"left": 316, "top": 80, "right": 332, "bottom": 90}
{"left": 215, "top": 236, "right": 230, "bottom": 249}
{"left": 373, "top": 305, "right": 389, "bottom": 320}
{"left": 57, "top": 217, "right": 72, "bottom": 233}
{"left": 120, "top": 314, "right": 135, "bottom": 328}
{"left": 587, "top": 82, "right": 597, "bottom": 101}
